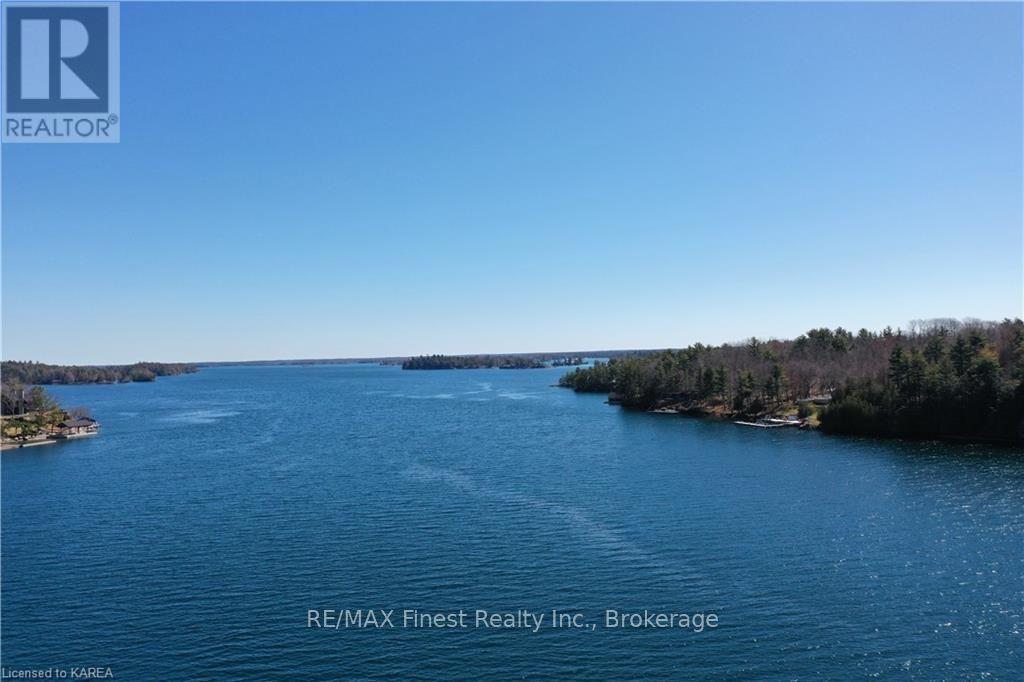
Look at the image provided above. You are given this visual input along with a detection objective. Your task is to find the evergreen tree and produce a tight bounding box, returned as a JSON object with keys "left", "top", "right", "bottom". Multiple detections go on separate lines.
{"left": 888, "top": 346, "right": 908, "bottom": 389}
{"left": 950, "top": 338, "right": 972, "bottom": 377}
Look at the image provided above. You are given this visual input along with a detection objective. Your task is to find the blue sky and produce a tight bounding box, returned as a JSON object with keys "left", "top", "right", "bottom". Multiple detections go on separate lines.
{"left": 2, "top": 2, "right": 1021, "bottom": 364}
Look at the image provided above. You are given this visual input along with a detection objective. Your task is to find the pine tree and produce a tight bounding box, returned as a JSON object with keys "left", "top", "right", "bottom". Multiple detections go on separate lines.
{"left": 950, "top": 338, "right": 972, "bottom": 377}
{"left": 888, "top": 346, "right": 908, "bottom": 389}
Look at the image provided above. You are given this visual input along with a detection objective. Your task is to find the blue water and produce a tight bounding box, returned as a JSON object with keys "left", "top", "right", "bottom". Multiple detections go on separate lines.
{"left": 2, "top": 365, "right": 1021, "bottom": 679}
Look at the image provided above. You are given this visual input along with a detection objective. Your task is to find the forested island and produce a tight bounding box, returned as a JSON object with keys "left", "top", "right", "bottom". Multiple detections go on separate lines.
{"left": 403, "top": 354, "right": 545, "bottom": 370}
{"left": 558, "top": 319, "right": 1023, "bottom": 444}
{"left": 1, "top": 361, "right": 197, "bottom": 385}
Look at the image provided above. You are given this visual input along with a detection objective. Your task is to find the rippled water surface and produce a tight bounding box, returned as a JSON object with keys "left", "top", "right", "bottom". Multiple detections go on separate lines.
{"left": 3, "top": 365, "right": 1021, "bottom": 678}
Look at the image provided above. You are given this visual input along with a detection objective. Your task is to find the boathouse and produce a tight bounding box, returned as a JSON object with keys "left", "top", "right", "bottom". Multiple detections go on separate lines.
{"left": 55, "top": 417, "right": 99, "bottom": 437}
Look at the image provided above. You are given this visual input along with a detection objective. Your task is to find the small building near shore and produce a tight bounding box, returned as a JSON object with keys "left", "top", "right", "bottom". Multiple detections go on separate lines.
{"left": 55, "top": 417, "right": 99, "bottom": 438}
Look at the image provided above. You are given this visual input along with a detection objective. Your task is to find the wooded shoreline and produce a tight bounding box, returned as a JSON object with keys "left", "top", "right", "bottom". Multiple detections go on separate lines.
{"left": 1, "top": 361, "right": 198, "bottom": 386}
{"left": 558, "top": 319, "right": 1024, "bottom": 446}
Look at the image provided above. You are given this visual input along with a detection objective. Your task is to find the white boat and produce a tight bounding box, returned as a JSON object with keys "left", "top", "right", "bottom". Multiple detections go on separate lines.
{"left": 765, "top": 418, "right": 803, "bottom": 427}
{"left": 733, "top": 420, "right": 788, "bottom": 429}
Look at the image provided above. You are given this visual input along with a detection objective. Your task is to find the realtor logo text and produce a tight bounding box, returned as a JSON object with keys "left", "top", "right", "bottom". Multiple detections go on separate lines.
{"left": 2, "top": 2, "right": 120, "bottom": 142}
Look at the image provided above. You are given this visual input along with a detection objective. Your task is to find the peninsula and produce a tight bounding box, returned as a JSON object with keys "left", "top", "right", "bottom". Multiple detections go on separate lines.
{"left": 558, "top": 319, "right": 1023, "bottom": 444}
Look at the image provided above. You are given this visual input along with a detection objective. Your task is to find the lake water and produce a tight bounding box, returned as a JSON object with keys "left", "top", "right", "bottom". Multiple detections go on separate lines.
{"left": 2, "top": 365, "right": 1021, "bottom": 679}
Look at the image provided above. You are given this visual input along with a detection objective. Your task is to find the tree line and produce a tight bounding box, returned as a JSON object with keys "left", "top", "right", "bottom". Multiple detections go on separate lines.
{"left": 1, "top": 361, "right": 197, "bottom": 386}
{"left": 402, "top": 355, "right": 545, "bottom": 370}
{"left": 558, "top": 319, "right": 1024, "bottom": 443}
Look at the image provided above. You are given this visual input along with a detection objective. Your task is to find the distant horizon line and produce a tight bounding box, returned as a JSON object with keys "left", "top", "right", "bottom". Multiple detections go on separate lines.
{"left": 2, "top": 349, "right": 647, "bottom": 369}
{"left": 195, "top": 349, "right": 636, "bottom": 367}
{"left": 5, "top": 314, "right": 1021, "bottom": 369}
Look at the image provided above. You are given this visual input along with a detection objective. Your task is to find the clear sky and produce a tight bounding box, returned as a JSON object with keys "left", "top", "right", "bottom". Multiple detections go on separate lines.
{"left": 2, "top": 2, "right": 1021, "bottom": 364}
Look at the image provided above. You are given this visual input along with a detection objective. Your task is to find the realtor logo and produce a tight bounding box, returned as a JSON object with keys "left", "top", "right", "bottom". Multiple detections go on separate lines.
{"left": 3, "top": 2, "right": 120, "bottom": 142}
